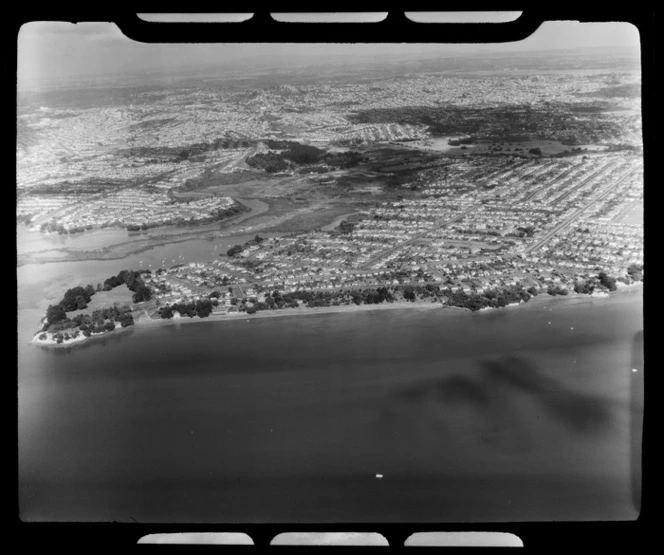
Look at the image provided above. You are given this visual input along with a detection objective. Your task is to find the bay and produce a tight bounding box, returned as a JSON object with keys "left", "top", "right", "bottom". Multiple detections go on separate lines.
{"left": 18, "top": 287, "right": 643, "bottom": 523}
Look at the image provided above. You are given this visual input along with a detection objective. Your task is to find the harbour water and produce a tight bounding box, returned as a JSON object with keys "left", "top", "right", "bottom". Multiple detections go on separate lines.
{"left": 18, "top": 283, "right": 643, "bottom": 522}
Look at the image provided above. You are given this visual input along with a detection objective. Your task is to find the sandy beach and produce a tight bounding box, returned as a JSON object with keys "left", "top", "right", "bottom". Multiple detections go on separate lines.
{"left": 135, "top": 299, "right": 447, "bottom": 328}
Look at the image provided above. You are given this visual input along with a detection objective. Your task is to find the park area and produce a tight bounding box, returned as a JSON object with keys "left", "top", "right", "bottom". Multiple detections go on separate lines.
{"left": 66, "top": 284, "right": 134, "bottom": 318}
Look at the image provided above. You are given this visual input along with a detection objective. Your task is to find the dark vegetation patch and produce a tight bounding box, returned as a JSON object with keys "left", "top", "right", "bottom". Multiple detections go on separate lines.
{"left": 347, "top": 105, "right": 553, "bottom": 137}
{"left": 246, "top": 141, "right": 365, "bottom": 173}
{"left": 347, "top": 102, "right": 625, "bottom": 145}
{"left": 333, "top": 146, "right": 441, "bottom": 189}
{"left": 118, "top": 137, "right": 257, "bottom": 164}
{"left": 180, "top": 168, "right": 267, "bottom": 191}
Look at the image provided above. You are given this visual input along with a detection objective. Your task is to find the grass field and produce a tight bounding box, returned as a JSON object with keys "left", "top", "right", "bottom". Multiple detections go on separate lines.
{"left": 67, "top": 285, "right": 134, "bottom": 318}
{"left": 267, "top": 203, "right": 364, "bottom": 233}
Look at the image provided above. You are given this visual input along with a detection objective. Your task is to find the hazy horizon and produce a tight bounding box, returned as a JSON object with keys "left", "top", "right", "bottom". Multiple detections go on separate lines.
{"left": 17, "top": 20, "right": 641, "bottom": 88}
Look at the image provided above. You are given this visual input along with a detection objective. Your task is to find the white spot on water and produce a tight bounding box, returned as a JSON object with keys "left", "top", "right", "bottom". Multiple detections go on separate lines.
{"left": 570, "top": 327, "right": 574, "bottom": 330}
{"left": 375, "top": 474, "right": 384, "bottom": 479}
{"left": 632, "top": 368, "right": 638, "bottom": 373}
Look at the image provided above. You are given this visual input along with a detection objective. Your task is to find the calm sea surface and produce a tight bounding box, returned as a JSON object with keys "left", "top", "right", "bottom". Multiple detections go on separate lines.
{"left": 18, "top": 283, "right": 643, "bottom": 523}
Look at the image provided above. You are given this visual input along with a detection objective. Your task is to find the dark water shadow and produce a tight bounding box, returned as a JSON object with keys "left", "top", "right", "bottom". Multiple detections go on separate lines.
{"left": 387, "top": 354, "right": 617, "bottom": 440}
{"left": 477, "top": 356, "right": 614, "bottom": 434}
{"left": 386, "top": 367, "right": 526, "bottom": 449}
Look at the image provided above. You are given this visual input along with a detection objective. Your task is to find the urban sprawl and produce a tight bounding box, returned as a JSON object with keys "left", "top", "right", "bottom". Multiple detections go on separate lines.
{"left": 18, "top": 66, "right": 644, "bottom": 344}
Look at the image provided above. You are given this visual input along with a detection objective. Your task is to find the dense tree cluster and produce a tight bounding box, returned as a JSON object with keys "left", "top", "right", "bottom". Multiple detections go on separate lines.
{"left": 73, "top": 306, "right": 134, "bottom": 336}
{"left": 546, "top": 284, "right": 570, "bottom": 296}
{"left": 627, "top": 263, "right": 643, "bottom": 282}
{"left": 227, "top": 244, "right": 244, "bottom": 257}
{"left": 597, "top": 271, "right": 617, "bottom": 291}
{"left": 296, "top": 165, "right": 330, "bottom": 174}
{"left": 245, "top": 151, "right": 290, "bottom": 173}
{"left": 338, "top": 220, "right": 356, "bottom": 234}
{"left": 44, "top": 283, "right": 98, "bottom": 329}
{"left": 572, "top": 269, "right": 622, "bottom": 295}
{"left": 42, "top": 304, "right": 134, "bottom": 339}
{"left": 103, "top": 270, "right": 153, "bottom": 303}
{"left": 159, "top": 298, "right": 214, "bottom": 319}
{"left": 59, "top": 285, "right": 96, "bottom": 311}
{"left": 441, "top": 285, "right": 532, "bottom": 311}
{"left": 44, "top": 315, "right": 79, "bottom": 333}
{"left": 296, "top": 286, "right": 395, "bottom": 308}
{"left": 516, "top": 225, "right": 536, "bottom": 238}
{"left": 403, "top": 286, "right": 417, "bottom": 301}
{"left": 123, "top": 138, "right": 256, "bottom": 164}
{"left": 242, "top": 283, "right": 534, "bottom": 312}
{"left": 282, "top": 143, "right": 324, "bottom": 165}
{"left": 573, "top": 280, "right": 595, "bottom": 294}
{"left": 45, "top": 304, "right": 68, "bottom": 326}
{"left": 322, "top": 151, "right": 364, "bottom": 168}
{"left": 226, "top": 235, "right": 264, "bottom": 257}
{"left": 448, "top": 137, "right": 475, "bottom": 146}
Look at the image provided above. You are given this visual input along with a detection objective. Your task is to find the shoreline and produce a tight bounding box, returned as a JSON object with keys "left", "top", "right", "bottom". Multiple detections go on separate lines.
{"left": 31, "top": 322, "right": 134, "bottom": 349}
{"left": 136, "top": 299, "right": 451, "bottom": 329}
{"left": 30, "top": 281, "right": 642, "bottom": 349}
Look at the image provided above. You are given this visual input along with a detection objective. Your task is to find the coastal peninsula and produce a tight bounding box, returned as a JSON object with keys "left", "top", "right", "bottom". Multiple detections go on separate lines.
{"left": 33, "top": 261, "right": 643, "bottom": 348}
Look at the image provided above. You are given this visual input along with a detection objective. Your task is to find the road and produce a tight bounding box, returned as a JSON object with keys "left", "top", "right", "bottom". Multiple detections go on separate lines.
{"left": 546, "top": 161, "right": 619, "bottom": 207}
{"left": 513, "top": 160, "right": 587, "bottom": 206}
{"left": 358, "top": 205, "right": 477, "bottom": 270}
{"left": 358, "top": 160, "right": 611, "bottom": 271}
{"left": 524, "top": 171, "right": 630, "bottom": 255}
